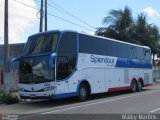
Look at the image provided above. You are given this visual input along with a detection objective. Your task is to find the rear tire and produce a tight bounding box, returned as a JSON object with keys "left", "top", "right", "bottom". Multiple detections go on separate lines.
{"left": 131, "top": 80, "right": 137, "bottom": 92}
{"left": 78, "top": 84, "right": 88, "bottom": 102}
{"left": 137, "top": 81, "right": 143, "bottom": 92}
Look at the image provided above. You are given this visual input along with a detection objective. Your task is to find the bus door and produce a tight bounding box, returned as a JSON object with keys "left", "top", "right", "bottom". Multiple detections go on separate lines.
{"left": 56, "top": 32, "right": 77, "bottom": 95}
{"left": 56, "top": 56, "right": 69, "bottom": 94}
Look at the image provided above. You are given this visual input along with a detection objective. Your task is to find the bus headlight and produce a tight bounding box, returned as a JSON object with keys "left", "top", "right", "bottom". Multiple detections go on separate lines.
{"left": 43, "top": 86, "right": 55, "bottom": 91}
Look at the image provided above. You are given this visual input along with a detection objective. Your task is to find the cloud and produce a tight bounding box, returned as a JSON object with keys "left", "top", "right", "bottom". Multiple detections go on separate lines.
{"left": 142, "top": 7, "right": 160, "bottom": 18}
{"left": 0, "top": 0, "right": 38, "bottom": 44}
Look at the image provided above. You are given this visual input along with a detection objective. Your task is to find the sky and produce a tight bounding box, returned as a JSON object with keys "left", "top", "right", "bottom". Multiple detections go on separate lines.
{"left": 0, "top": 0, "right": 160, "bottom": 44}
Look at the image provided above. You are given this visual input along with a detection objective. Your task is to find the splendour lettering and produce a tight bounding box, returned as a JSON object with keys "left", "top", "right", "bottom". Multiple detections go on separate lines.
{"left": 90, "top": 55, "right": 115, "bottom": 64}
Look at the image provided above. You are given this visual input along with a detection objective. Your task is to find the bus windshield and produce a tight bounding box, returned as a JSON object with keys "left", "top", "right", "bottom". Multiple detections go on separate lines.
{"left": 24, "top": 32, "right": 59, "bottom": 55}
{"left": 19, "top": 56, "right": 54, "bottom": 84}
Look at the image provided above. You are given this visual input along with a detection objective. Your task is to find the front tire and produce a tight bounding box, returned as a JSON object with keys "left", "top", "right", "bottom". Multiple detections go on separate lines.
{"left": 78, "top": 84, "right": 88, "bottom": 102}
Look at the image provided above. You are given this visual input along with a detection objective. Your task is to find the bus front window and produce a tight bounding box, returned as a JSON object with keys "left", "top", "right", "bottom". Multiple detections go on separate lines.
{"left": 24, "top": 32, "right": 59, "bottom": 55}
{"left": 19, "top": 56, "right": 55, "bottom": 84}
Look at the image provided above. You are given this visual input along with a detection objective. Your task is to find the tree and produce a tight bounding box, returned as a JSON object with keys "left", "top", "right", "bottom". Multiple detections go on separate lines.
{"left": 96, "top": 6, "right": 135, "bottom": 43}
{"left": 134, "top": 13, "right": 149, "bottom": 45}
{"left": 134, "top": 13, "right": 160, "bottom": 63}
{"left": 147, "top": 25, "right": 160, "bottom": 63}
{"left": 96, "top": 7, "right": 160, "bottom": 63}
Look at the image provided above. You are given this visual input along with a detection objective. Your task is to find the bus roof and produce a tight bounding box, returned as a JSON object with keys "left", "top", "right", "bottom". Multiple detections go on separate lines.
{"left": 29, "top": 30, "right": 150, "bottom": 50}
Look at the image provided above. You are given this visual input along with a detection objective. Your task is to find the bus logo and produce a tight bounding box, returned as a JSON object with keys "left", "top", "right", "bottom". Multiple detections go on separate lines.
{"left": 90, "top": 55, "right": 115, "bottom": 64}
{"left": 31, "top": 87, "right": 34, "bottom": 91}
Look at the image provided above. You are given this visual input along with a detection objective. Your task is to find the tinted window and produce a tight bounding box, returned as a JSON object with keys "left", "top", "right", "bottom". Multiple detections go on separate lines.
{"left": 129, "top": 45, "right": 137, "bottom": 59}
{"left": 57, "top": 32, "right": 77, "bottom": 80}
{"left": 79, "top": 34, "right": 118, "bottom": 56}
{"left": 19, "top": 56, "right": 54, "bottom": 84}
{"left": 79, "top": 34, "right": 149, "bottom": 60}
{"left": 79, "top": 35, "right": 98, "bottom": 54}
{"left": 24, "top": 33, "right": 59, "bottom": 55}
{"left": 136, "top": 47, "right": 144, "bottom": 60}
{"left": 58, "top": 32, "right": 77, "bottom": 52}
{"left": 118, "top": 43, "right": 129, "bottom": 58}
{"left": 144, "top": 48, "right": 151, "bottom": 60}
{"left": 56, "top": 57, "right": 68, "bottom": 80}
{"left": 105, "top": 41, "right": 118, "bottom": 56}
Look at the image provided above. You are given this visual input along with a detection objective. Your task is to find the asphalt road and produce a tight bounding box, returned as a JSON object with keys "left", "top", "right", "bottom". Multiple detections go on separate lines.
{"left": 1, "top": 82, "right": 160, "bottom": 120}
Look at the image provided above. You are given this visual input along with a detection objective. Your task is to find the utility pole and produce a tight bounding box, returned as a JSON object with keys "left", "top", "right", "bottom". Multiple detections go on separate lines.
{"left": 4, "top": 0, "right": 9, "bottom": 94}
{"left": 4, "top": 0, "right": 9, "bottom": 73}
{"left": 45, "top": 0, "right": 47, "bottom": 31}
{"left": 39, "top": 0, "right": 44, "bottom": 32}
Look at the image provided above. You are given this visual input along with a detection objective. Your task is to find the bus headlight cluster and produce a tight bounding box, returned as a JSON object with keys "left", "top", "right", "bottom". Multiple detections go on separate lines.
{"left": 43, "top": 86, "right": 55, "bottom": 91}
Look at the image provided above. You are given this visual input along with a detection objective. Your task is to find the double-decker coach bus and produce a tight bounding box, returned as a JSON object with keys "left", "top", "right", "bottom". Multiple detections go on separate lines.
{"left": 18, "top": 30, "right": 152, "bottom": 101}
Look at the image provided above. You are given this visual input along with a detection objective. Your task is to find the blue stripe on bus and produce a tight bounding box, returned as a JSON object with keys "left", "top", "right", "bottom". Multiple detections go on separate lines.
{"left": 116, "top": 58, "right": 152, "bottom": 69}
{"left": 54, "top": 92, "right": 77, "bottom": 99}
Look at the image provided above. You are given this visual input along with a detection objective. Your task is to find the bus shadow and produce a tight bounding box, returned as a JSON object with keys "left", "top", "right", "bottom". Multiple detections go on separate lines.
{"left": 20, "top": 88, "right": 151, "bottom": 108}
{"left": 89, "top": 89, "right": 150, "bottom": 100}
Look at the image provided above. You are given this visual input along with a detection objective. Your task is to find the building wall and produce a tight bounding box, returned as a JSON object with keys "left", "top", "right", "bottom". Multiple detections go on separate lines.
{"left": 0, "top": 43, "right": 25, "bottom": 91}
{"left": 0, "top": 43, "right": 25, "bottom": 69}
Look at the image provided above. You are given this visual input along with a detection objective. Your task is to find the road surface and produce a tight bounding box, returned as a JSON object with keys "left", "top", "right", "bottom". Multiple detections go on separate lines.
{"left": 0, "top": 82, "right": 160, "bottom": 120}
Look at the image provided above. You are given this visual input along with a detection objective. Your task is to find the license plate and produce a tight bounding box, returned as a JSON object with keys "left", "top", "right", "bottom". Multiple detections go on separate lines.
{"left": 30, "top": 94, "right": 36, "bottom": 97}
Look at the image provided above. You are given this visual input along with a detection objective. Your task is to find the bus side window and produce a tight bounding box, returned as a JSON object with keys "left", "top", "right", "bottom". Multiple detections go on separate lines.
{"left": 56, "top": 56, "right": 68, "bottom": 80}
{"left": 144, "top": 49, "right": 151, "bottom": 61}
{"left": 129, "top": 46, "right": 137, "bottom": 59}
{"left": 136, "top": 47, "right": 144, "bottom": 60}
{"left": 118, "top": 43, "right": 129, "bottom": 58}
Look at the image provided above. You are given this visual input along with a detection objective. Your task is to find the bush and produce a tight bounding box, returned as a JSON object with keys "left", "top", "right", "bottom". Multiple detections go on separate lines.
{"left": 0, "top": 92, "right": 19, "bottom": 104}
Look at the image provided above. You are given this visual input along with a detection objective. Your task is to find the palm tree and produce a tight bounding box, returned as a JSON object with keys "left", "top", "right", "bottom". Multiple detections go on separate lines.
{"left": 96, "top": 6, "right": 134, "bottom": 43}
{"left": 96, "top": 6, "right": 160, "bottom": 62}
{"left": 134, "top": 13, "right": 148, "bottom": 45}
{"left": 135, "top": 13, "right": 160, "bottom": 63}
{"left": 147, "top": 25, "right": 160, "bottom": 63}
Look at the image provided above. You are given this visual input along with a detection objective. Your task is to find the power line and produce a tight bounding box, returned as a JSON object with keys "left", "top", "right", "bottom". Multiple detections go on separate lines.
{"left": 13, "top": 0, "right": 39, "bottom": 10}
{"left": 47, "top": 13, "right": 94, "bottom": 31}
{"left": 48, "top": 0, "right": 96, "bottom": 30}
{"left": 47, "top": 3, "right": 95, "bottom": 31}
{"left": 13, "top": 0, "right": 94, "bottom": 32}
{"left": 35, "top": 0, "right": 96, "bottom": 30}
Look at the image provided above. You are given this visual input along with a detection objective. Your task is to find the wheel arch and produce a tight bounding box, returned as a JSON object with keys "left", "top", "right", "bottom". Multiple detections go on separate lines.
{"left": 130, "top": 78, "right": 138, "bottom": 87}
{"left": 130, "top": 78, "right": 138, "bottom": 86}
{"left": 77, "top": 80, "right": 91, "bottom": 95}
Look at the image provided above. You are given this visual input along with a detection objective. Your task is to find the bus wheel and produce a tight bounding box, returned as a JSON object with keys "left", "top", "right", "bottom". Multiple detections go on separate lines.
{"left": 137, "top": 81, "right": 143, "bottom": 92}
{"left": 78, "top": 84, "right": 88, "bottom": 102}
{"left": 131, "top": 80, "right": 137, "bottom": 92}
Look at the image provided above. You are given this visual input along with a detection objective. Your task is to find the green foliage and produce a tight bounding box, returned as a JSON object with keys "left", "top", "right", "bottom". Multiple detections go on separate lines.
{"left": 134, "top": 14, "right": 160, "bottom": 55}
{"left": 96, "top": 6, "right": 135, "bottom": 43}
{"left": 96, "top": 6, "right": 160, "bottom": 57}
{"left": 0, "top": 92, "right": 19, "bottom": 104}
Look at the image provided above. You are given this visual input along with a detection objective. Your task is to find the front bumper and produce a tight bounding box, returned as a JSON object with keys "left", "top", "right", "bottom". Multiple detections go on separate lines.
{"left": 19, "top": 90, "right": 55, "bottom": 99}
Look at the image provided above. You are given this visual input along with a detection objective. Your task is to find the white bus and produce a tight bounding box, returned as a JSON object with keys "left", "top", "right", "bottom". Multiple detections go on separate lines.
{"left": 18, "top": 30, "right": 153, "bottom": 101}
